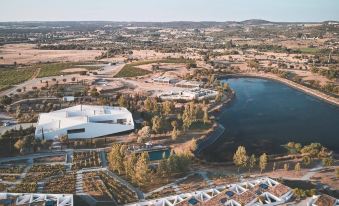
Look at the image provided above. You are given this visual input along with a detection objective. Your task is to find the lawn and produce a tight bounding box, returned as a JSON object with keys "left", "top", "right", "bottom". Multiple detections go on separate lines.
{"left": 114, "top": 58, "right": 196, "bottom": 78}
{"left": 0, "top": 67, "right": 36, "bottom": 91}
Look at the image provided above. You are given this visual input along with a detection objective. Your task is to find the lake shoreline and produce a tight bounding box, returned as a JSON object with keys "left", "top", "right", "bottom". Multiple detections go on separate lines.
{"left": 219, "top": 72, "right": 339, "bottom": 107}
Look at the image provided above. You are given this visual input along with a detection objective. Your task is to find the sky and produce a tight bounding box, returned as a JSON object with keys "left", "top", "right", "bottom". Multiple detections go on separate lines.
{"left": 0, "top": 0, "right": 338, "bottom": 22}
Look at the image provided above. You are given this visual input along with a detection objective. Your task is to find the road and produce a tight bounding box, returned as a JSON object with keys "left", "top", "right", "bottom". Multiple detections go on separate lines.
{"left": 0, "top": 123, "right": 36, "bottom": 135}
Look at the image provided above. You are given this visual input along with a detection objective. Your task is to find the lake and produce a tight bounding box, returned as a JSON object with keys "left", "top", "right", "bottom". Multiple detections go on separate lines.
{"left": 202, "top": 77, "right": 339, "bottom": 162}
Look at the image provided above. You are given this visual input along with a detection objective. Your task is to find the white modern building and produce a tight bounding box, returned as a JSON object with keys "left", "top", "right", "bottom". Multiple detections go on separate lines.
{"left": 127, "top": 177, "right": 293, "bottom": 206}
{"left": 35, "top": 105, "right": 134, "bottom": 140}
{"left": 0, "top": 193, "right": 73, "bottom": 206}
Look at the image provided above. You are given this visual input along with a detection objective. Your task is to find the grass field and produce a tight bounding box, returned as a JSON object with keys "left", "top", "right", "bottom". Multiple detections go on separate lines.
{"left": 298, "top": 47, "right": 321, "bottom": 54}
{"left": 0, "top": 67, "right": 36, "bottom": 91}
{"left": 37, "top": 62, "right": 100, "bottom": 78}
{"left": 114, "top": 58, "right": 195, "bottom": 78}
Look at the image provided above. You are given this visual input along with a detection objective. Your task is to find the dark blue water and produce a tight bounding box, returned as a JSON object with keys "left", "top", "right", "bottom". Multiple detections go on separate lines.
{"left": 202, "top": 77, "right": 339, "bottom": 162}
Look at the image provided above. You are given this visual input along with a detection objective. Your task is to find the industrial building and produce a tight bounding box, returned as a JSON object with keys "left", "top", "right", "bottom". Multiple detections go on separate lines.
{"left": 35, "top": 105, "right": 134, "bottom": 140}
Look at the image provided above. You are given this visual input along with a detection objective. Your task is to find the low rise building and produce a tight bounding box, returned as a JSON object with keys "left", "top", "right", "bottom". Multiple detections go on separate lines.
{"left": 159, "top": 88, "right": 218, "bottom": 101}
{"left": 153, "top": 76, "right": 179, "bottom": 84}
{"left": 0, "top": 193, "right": 73, "bottom": 206}
{"left": 35, "top": 105, "right": 134, "bottom": 140}
{"left": 308, "top": 194, "right": 339, "bottom": 206}
{"left": 127, "top": 177, "right": 293, "bottom": 206}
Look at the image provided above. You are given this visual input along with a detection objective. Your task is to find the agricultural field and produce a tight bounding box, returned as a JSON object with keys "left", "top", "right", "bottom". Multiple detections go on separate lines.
{"left": 0, "top": 67, "right": 36, "bottom": 91}
{"left": 36, "top": 62, "right": 100, "bottom": 78}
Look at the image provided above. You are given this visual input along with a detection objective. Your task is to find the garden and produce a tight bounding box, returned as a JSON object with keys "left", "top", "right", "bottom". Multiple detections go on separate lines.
{"left": 72, "top": 151, "right": 102, "bottom": 170}
{"left": 43, "top": 172, "right": 76, "bottom": 194}
{"left": 99, "top": 172, "right": 138, "bottom": 204}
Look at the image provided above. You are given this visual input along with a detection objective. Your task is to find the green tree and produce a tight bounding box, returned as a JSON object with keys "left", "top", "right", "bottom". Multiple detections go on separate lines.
{"left": 171, "top": 121, "right": 178, "bottom": 140}
{"left": 302, "top": 156, "right": 312, "bottom": 166}
{"left": 248, "top": 154, "right": 257, "bottom": 173}
{"left": 14, "top": 139, "right": 25, "bottom": 153}
{"left": 295, "top": 162, "right": 301, "bottom": 173}
{"left": 144, "top": 97, "right": 152, "bottom": 112}
{"left": 135, "top": 152, "right": 150, "bottom": 186}
{"left": 284, "top": 163, "right": 289, "bottom": 171}
{"left": 322, "top": 156, "right": 334, "bottom": 167}
{"left": 137, "top": 126, "right": 151, "bottom": 143}
{"left": 124, "top": 153, "right": 138, "bottom": 182}
{"left": 162, "top": 101, "right": 174, "bottom": 116}
{"left": 108, "top": 144, "right": 126, "bottom": 175}
{"left": 259, "top": 153, "right": 268, "bottom": 174}
{"left": 118, "top": 95, "right": 128, "bottom": 107}
{"left": 152, "top": 115, "right": 162, "bottom": 133}
{"left": 203, "top": 107, "right": 209, "bottom": 124}
{"left": 233, "top": 146, "right": 248, "bottom": 173}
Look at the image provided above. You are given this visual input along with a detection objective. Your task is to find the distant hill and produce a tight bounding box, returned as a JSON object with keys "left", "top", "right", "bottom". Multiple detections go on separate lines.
{"left": 240, "top": 19, "right": 273, "bottom": 25}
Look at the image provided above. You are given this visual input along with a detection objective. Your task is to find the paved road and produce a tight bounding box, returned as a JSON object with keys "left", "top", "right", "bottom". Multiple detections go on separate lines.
{"left": 0, "top": 123, "right": 36, "bottom": 135}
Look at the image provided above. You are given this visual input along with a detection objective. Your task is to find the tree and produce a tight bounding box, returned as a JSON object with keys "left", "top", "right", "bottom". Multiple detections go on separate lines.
{"left": 108, "top": 144, "right": 126, "bottom": 175}
{"left": 322, "top": 156, "right": 334, "bottom": 167}
{"left": 259, "top": 153, "right": 268, "bottom": 173}
{"left": 14, "top": 139, "right": 25, "bottom": 153}
{"left": 134, "top": 152, "right": 150, "bottom": 186}
{"left": 272, "top": 162, "right": 276, "bottom": 172}
{"left": 151, "top": 115, "right": 162, "bottom": 133}
{"left": 144, "top": 97, "right": 152, "bottom": 112}
{"left": 157, "top": 153, "right": 169, "bottom": 177}
{"left": 171, "top": 121, "right": 178, "bottom": 140}
{"left": 124, "top": 153, "right": 138, "bottom": 182}
{"left": 137, "top": 126, "right": 151, "bottom": 143}
{"left": 203, "top": 107, "right": 209, "bottom": 124}
{"left": 162, "top": 101, "right": 174, "bottom": 116}
{"left": 233, "top": 146, "right": 248, "bottom": 173}
{"left": 248, "top": 154, "right": 256, "bottom": 173}
{"left": 118, "top": 95, "right": 128, "bottom": 107}
{"left": 295, "top": 162, "right": 301, "bottom": 173}
{"left": 336, "top": 168, "right": 339, "bottom": 178}
{"left": 302, "top": 156, "right": 312, "bottom": 166}
{"left": 284, "top": 163, "right": 289, "bottom": 171}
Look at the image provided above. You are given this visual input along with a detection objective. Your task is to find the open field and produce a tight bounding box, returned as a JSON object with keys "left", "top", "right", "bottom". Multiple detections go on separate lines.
{"left": 114, "top": 58, "right": 195, "bottom": 77}
{"left": 0, "top": 44, "right": 101, "bottom": 65}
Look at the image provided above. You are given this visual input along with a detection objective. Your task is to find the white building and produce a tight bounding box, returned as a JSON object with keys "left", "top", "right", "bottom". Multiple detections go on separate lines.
{"left": 35, "top": 105, "right": 134, "bottom": 140}
{"left": 308, "top": 194, "right": 339, "bottom": 206}
{"left": 127, "top": 177, "right": 293, "bottom": 206}
{"left": 159, "top": 88, "right": 218, "bottom": 101}
{"left": 153, "top": 76, "right": 179, "bottom": 84}
{"left": 0, "top": 193, "right": 73, "bottom": 206}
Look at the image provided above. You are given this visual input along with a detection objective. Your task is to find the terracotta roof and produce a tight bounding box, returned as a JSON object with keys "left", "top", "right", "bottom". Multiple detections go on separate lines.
{"left": 314, "top": 194, "right": 336, "bottom": 206}
{"left": 268, "top": 184, "right": 290, "bottom": 197}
